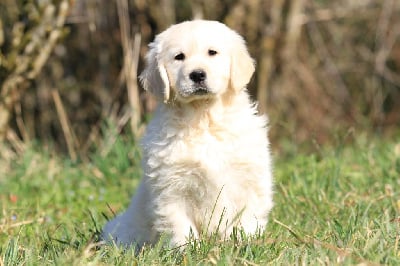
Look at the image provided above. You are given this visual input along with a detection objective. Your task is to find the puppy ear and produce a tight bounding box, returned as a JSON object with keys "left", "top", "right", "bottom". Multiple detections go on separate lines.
{"left": 230, "top": 35, "right": 255, "bottom": 92}
{"left": 139, "top": 41, "right": 170, "bottom": 103}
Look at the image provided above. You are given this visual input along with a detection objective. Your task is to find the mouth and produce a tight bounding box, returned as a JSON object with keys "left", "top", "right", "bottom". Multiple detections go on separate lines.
{"left": 192, "top": 86, "right": 209, "bottom": 95}
{"left": 177, "top": 84, "right": 214, "bottom": 102}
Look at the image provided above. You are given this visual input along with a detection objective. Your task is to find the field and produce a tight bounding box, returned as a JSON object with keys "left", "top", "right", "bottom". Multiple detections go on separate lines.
{"left": 1, "top": 134, "right": 399, "bottom": 265}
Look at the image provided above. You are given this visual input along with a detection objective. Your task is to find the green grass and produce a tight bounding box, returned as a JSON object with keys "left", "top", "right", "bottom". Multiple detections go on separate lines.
{"left": 0, "top": 134, "right": 399, "bottom": 265}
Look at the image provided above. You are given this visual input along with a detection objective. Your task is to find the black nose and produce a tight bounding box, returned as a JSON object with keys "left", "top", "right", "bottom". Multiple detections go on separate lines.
{"left": 189, "top": 69, "right": 206, "bottom": 83}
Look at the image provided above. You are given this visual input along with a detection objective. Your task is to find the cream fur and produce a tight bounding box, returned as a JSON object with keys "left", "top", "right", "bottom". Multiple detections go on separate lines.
{"left": 102, "top": 20, "right": 273, "bottom": 249}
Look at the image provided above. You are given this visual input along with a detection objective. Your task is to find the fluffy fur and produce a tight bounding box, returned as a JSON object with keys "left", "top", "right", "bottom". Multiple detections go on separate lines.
{"left": 102, "top": 20, "right": 273, "bottom": 249}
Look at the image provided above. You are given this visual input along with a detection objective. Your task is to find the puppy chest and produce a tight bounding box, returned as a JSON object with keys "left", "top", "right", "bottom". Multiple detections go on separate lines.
{"left": 145, "top": 133, "right": 266, "bottom": 193}
{"left": 145, "top": 133, "right": 232, "bottom": 173}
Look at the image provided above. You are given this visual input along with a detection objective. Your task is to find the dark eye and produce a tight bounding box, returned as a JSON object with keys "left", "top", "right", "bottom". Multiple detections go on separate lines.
{"left": 174, "top": 53, "right": 185, "bottom": 61}
{"left": 208, "top": 49, "right": 218, "bottom": 56}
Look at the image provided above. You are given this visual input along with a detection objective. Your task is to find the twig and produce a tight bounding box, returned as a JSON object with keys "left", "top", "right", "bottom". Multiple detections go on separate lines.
{"left": 306, "top": 15, "right": 350, "bottom": 105}
{"left": 374, "top": 0, "right": 400, "bottom": 85}
{"left": 0, "top": 12, "right": 4, "bottom": 46}
{"left": 0, "top": 0, "right": 70, "bottom": 142}
{"left": 80, "top": 123, "right": 100, "bottom": 157}
{"left": 51, "top": 89, "right": 78, "bottom": 161}
{"left": 283, "top": 0, "right": 305, "bottom": 60}
{"left": 256, "top": 0, "right": 285, "bottom": 114}
{"left": 27, "top": 2, "right": 69, "bottom": 79}
{"left": 375, "top": 0, "right": 394, "bottom": 51}
{"left": 6, "top": 129, "right": 25, "bottom": 154}
{"left": 99, "top": 107, "right": 131, "bottom": 157}
{"left": 14, "top": 102, "right": 29, "bottom": 142}
{"left": 298, "top": 6, "right": 379, "bottom": 26}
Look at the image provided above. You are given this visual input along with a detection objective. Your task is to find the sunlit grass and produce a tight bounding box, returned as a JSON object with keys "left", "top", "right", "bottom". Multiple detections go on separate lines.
{"left": 0, "top": 134, "right": 399, "bottom": 265}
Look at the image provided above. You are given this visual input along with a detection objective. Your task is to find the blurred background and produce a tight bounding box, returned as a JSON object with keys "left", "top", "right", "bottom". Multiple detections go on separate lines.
{"left": 1, "top": 0, "right": 399, "bottom": 159}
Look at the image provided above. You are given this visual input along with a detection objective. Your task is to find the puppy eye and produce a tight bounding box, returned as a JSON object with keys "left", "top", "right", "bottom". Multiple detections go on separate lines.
{"left": 208, "top": 49, "right": 218, "bottom": 56}
{"left": 174, "top": 53, "right": 185, "bottom": 61}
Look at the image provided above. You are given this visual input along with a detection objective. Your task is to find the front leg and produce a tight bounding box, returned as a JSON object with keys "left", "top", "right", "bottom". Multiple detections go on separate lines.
{"left": 155, "top": 204, "right": 199, "bottom": 247}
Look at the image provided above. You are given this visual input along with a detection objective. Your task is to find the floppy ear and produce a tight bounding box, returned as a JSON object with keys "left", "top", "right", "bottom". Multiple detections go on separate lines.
{"left": 139, "top": 41, "right": 170, "bottom": 103}
{"left": 230, "top": 35, "right": 255, "bottom": 92}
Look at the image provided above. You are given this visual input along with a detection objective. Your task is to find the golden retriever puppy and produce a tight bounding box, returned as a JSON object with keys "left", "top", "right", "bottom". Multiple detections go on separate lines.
{"left": 103, "top": 20, "right": 273, "bottom": 249}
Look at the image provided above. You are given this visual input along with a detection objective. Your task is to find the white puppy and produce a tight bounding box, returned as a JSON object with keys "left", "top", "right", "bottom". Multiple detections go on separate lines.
{"left": 103, "top": 20, "right": 273, "bottom": 249}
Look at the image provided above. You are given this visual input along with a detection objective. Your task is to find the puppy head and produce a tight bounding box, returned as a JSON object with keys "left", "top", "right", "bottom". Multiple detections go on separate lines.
{"left": 140, "top": 20, "right": 255, "bottom": 104}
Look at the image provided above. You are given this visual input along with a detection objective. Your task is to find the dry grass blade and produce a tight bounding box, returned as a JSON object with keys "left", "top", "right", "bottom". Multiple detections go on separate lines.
{"left": 116, "top": 0, "right": 142, "bottom": 138}
{"left": 273, "top": 219, "right": 306, "bottom": 243}
{"left": 0, "top": 217, "right": 45, "bottom": 231}
{"left": 52, "top": 89, "right": 78, "bottom": 161}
